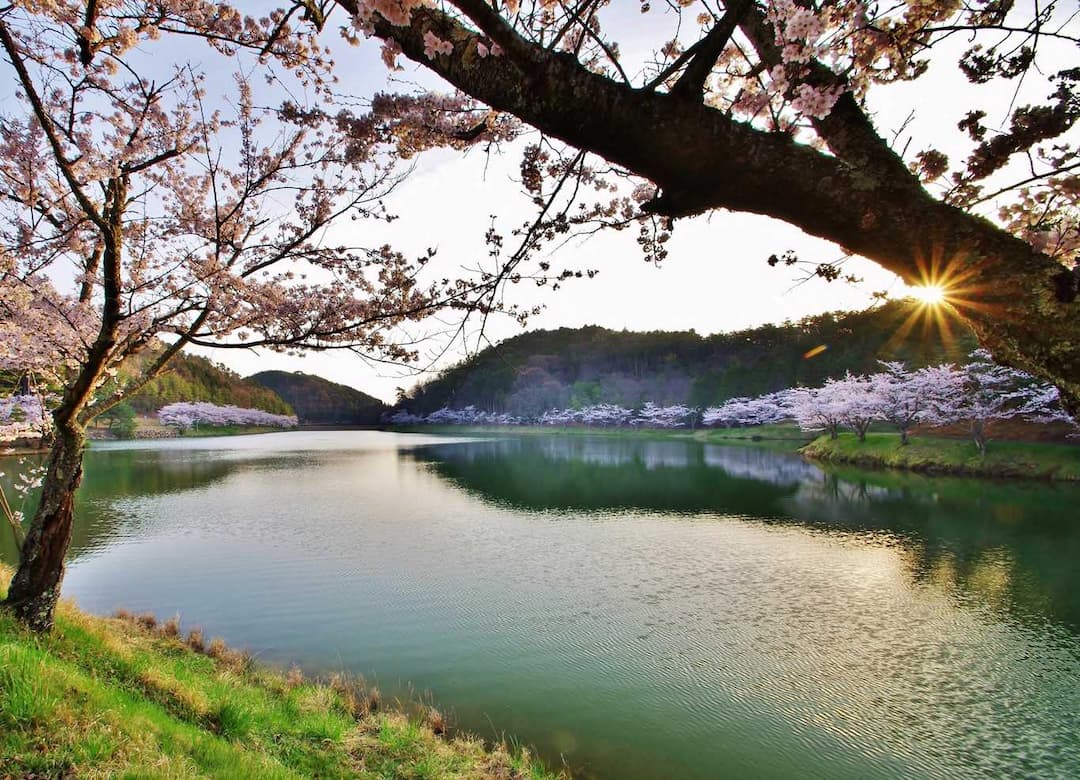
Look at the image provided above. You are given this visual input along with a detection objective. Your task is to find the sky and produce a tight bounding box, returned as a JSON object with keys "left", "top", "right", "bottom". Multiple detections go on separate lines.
{"left": 196, "top": 145, "right": 905, "bottom": 403}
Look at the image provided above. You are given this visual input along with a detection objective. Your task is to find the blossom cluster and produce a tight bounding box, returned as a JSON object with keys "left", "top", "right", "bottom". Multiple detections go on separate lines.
{"left": 158, "top": 402, "right": 298, "bottom": 430}
{"left": 0, "top": 457, "right": 48, "bottom": 540}
{"left": 0, "top": 395, "right": 50, "bottom": 442}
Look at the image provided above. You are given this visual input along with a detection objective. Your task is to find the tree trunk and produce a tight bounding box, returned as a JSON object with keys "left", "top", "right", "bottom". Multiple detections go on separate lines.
{"left": 899, "top": 428, "right": 910, "bottom": 446}
{"left": 4, "top": 423, "right": 86, "bottom": 632}
{"left": 971, "top": 420, "right": 987, "bottom": 456}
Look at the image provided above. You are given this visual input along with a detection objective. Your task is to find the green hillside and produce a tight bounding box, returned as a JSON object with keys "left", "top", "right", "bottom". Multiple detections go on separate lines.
{"left": 126, "top": 353, "right": 294, "bottom": 416}
{"left": 395, "top": 300, "right": 976, "bottom": 417}
{"left": 249, "top": 371, "right": 385, "bottom": 425}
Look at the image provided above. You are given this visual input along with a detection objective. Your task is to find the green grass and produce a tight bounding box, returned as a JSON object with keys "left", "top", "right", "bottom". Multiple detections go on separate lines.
{"left": 802, "top": 432, "right": 1080, "bottom": 480}
{"left": 689, "top": 424, "right": 812, "bottom": 451}
{"left": 0, "top": 568, "right": 564, "bottom": 780}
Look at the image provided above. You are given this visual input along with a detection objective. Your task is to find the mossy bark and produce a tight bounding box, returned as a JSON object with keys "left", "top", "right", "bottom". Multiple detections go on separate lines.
{"left": 4, "top": 423, "right": 86, "bottom": 632}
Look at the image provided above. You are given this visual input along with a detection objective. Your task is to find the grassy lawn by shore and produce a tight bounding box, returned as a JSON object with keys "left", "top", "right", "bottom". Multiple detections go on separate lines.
{"left": 802, "top": 432, "right": 1080, "bottom": 480}
{"left": 0, "top": 568, "right": 560, "bottom": 780}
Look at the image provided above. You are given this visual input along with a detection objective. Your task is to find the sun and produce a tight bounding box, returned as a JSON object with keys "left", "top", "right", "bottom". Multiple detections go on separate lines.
{"left": 906, "top": 284, "right": 948, "bottom": 305}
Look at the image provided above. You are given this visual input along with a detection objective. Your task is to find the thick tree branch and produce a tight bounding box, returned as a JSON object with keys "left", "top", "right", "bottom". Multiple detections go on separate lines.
{"left": 670, "top": 0, "right": 751, "bottom": 100}
{"left": 346, "top": 2, "right": 1080, "bottom": 411}
{"left": 446, "top": 0, "right": 540, "bottom": 69}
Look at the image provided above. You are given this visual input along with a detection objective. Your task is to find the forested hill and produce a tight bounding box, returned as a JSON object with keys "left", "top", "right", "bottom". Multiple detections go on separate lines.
{"left": 248, "top": 371, "right": 386, "bottom": 425}
{"left": 127, "top": 353, "right": 293, "bottom": 415}
{"left": 395, "top": 300, "right": 977, "bottom": 417}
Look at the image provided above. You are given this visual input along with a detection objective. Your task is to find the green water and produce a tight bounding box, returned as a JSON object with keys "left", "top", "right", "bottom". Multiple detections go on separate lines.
{"left": 2, "top": 431, "right": 1079, "bottom": 779}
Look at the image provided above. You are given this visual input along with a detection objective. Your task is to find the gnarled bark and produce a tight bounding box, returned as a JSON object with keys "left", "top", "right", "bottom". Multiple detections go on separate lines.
{"left": 4, "top": 423, "right": 85, "bottom": 632}
{"left": 348, "top": 3, "right": 1080, "bottom": 414}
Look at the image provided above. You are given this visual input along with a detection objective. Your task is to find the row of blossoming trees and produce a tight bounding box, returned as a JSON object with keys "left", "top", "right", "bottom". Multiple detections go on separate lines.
{"left": 389, "top": 351, "right": 1073, "bottom": 455}
{"left": 1, "top": 397, "right": 297, "bottom": 442}
{"left": 157, "top": 402, "right": 297, "bottom": 431}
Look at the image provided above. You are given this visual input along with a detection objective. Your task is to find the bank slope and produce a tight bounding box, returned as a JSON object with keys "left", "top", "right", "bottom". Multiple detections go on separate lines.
{"left": 249, "top": 371, "right": 386, "bottom": 425}
{"left": 802, "top": 433, "right": 1080, "bottom": 480}
{"left": 0, "top": 569, "right": 559, "bottom": 780}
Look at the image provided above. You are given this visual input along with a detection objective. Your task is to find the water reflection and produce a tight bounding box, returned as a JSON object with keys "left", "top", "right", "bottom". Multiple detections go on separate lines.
{"left": 0, "top": 448, "right": 239, "bottom": 564}
{"left": 414, "top": 436, "right": 1080, "bottom": 630}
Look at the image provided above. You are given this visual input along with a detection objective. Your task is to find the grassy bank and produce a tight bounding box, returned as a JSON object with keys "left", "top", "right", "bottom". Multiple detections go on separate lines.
{"left": 802, "top": 432, "right": 1080, "bottom": 480}
{"left": 0, "top": 568, "right": 560, "bottom": 780}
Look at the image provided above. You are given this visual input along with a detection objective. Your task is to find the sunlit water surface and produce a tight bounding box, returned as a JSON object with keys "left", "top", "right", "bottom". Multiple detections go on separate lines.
{"left": 3, "top": 431, "right": 1079, "bottom": 779}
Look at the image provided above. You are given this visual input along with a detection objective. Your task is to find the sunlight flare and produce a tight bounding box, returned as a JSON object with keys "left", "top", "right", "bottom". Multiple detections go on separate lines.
{"left": 907, "top": 284, "right": 948, "bottom": 305}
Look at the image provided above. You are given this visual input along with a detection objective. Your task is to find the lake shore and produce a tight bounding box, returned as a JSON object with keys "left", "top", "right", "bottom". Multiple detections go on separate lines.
{"left": 388, "top": 424, "right": 1080, "bottom": 481}
{"left": 0, "top": 566, "right": 562, "bottom": 780}
{"left": 801, "top": 432, "right": 1080, "bottom": 481}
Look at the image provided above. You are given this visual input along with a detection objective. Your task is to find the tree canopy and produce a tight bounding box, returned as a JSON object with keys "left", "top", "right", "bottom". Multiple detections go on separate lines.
{"left": 334, "top": 0, "right": 1080, "bottom": 411}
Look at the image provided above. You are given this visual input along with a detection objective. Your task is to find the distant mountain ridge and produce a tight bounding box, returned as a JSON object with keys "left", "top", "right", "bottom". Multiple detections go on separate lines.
{"left": 394, "top": 300, "right": 976, "bottom": 417}
{"left": 248, "top": 371, "right": 385, "bottom": 425}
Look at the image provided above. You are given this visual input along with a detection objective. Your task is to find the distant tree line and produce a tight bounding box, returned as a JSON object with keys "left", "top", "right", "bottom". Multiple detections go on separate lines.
{"left": 390, "top": 351, "right": 1073, "bottom": 455}
{"left": 395, "top": 302, "right": 976, "bottom": 418}
{"left": 248, "top": 371, "right": 385, "bottom": 425}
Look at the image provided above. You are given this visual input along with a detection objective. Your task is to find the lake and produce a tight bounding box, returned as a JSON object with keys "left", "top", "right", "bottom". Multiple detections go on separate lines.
{"left": 2, "top": 430, "right": 1079, "bottom": 779}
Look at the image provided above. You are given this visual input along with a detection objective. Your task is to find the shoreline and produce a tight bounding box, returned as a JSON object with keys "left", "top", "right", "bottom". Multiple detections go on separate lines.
{"left": 388, "top": 424, "right": 1080, "bottom": 482}
{"left": 800, "top": 432, "right": 1080, "bottom": 482}
{"left": 12, "top": 424, "right": 1080, "bottom": 482}
{"left": 0, "top": 565, "right": 563, "bottom": 779}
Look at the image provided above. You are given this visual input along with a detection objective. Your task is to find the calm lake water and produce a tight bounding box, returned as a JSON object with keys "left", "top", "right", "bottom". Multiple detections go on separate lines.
{"left": 3, "top": 430, "right": 1080, "bottom": 779}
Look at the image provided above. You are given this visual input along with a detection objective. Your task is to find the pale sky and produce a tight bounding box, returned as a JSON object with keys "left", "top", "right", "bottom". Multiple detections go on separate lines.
{"left": 196, "top": 145, "right": 904, "bottom": 403}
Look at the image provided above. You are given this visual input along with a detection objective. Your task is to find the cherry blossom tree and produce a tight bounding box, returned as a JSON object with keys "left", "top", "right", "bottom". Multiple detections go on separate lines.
{"left": 869, "top": 361, "right": 952, "bottom": 445}
{"left": 335, "top": 0, "right": 1080, "bottom": 414}
{"left": 0, "top": 0, "right": 508, "bottom": 631}
{"left": 929, "top": 350, "right": 1069, "bottom": 454}
{"left": 386, "top": 409, "right": 425, "bottom": 425}
{"left": 0, "top": 395, "right": 49, "bottom": 444}
{"left": 579, "top": 403, "right": 633, "bottom": 427}
{"left": 702, "top": 391, "right": 792, "bottom": 427}
{"left": 413, "top": 405, "right": 523, "bottom": 425}
{"left": 537, "top": 407, "right": 578, "bottom": 426}
{"left": 830, "top": 373, "right": 880, "bottom": 442}
{"left": 635, "top": 402, "right": 696, "bottom": 429}
{"left": 790, "top": 382, "right": 847, "bottom": 440}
